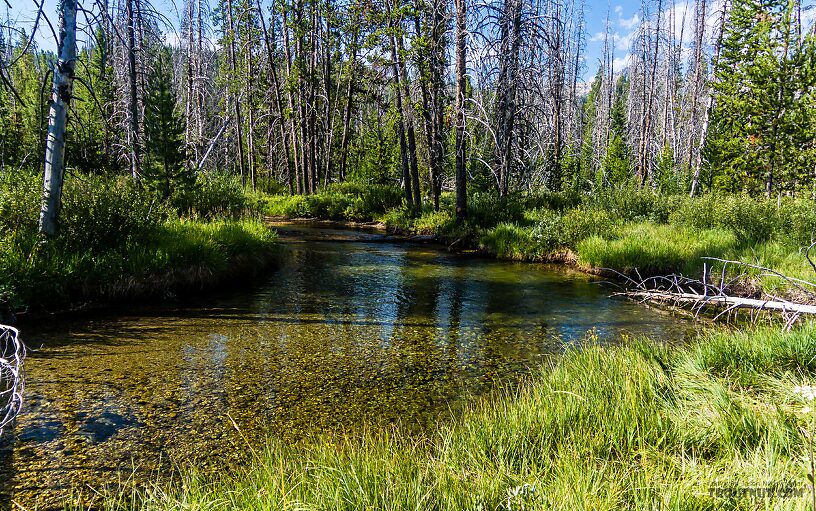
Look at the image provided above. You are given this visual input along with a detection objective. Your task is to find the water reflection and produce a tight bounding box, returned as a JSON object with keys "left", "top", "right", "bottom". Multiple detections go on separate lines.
{"left": 0, "top": 228, "right": 692, "bottom": 508}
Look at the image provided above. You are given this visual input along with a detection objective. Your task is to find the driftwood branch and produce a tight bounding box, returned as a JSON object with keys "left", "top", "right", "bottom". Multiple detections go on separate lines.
{"left": 0, "top": 325, "right": 25, "bottom": 434}
{"left": 604, "top": 255, "right": 816, "bottom": 328}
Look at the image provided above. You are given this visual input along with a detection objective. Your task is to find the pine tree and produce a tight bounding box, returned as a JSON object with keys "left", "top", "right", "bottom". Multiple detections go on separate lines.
{"left": 707, "top": 0, "right": 815, "bottom": 196}
{"left": 603, "top": 75, "right": 631, "bottom": 186}
{"left": 143, "top": 47, "right": 191, "bottom": 201}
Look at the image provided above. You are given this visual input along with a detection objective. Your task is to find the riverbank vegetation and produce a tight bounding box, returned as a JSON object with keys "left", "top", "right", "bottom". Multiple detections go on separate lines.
{"left": 0, "top": 170, "right": 276, "bottom": 316}
{"left": 83, "top": 325, "right": 816, "bottom": 510}
{"left": 3, "top": 0, "right": 816, "bottom": 302}
{"left": 265, "top": 185, "right": 816, "bottom": 298}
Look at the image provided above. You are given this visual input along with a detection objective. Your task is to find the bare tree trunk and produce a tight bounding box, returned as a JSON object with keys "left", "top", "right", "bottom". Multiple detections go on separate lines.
{"left": 226, "top": 0, "right": 246, "bottom": 185}
{"left": 494, "top": 0, "right": 522, "bottom": 197}
{"left": 387, "top": 0, "right": 413, "bottom": 208}
{"left": 454, "top": 0, "right": 467, "bottom": 223}
{"left": 396, "top": 27, "right": 421, "bottom": 211}
{"left": 125, "top": 0, "right": 141, "bottom": 179}
{"left": 39, "top": 0, "right": 77, "bottom": 236}
{"left": 684, "top": 0, "right": 705, "bottom": 173}
{"left": 638, "top": 0, "right": 661, "bottom": 188}
{"left": 338, "top": 34, "right": 357, "bottom": 183}
{"left": 244, "top": 18, "right": 256, "bottom": 190}
{"left": 690, "top": 0, "right": 729, "bottom": 197}
{"left": 283, "top": 9, "right": 303, "bottom": 194}
{"left": 259, "top": 0, "right": 294, "bottom": 194}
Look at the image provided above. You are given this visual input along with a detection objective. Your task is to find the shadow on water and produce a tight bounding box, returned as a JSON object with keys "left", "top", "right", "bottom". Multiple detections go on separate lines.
{"left": 2, "top": 228, "right": 695, "bottom": 508}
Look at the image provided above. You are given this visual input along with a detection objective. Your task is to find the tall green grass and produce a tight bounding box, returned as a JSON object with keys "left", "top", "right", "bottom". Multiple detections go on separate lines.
{"left": 0, "top": 170, "right": 276, "bottom": 313}
{"left": 87, "top": 325, "right": 816, "bottom": 510}
{"left": 264, "top": 182, "right": 404, "bottom": 221}
{"left": 577, "top": 223, "right": 738, "bottom": 274}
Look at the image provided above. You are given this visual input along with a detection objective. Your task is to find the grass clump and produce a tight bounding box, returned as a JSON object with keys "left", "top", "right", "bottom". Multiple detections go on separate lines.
{"left": 90, "top": 325, "right": 816, "bottom": 510}
{"left": 576, "top": 223, "right": 738, "bottom": 274}
{"left": 264, "top": 182, "right": 403, "bottom": 222}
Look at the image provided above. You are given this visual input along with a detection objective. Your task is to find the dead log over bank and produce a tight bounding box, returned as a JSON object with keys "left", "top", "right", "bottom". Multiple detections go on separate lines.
{"left": 608, "top": 251, "right": 816, "bottom": 328}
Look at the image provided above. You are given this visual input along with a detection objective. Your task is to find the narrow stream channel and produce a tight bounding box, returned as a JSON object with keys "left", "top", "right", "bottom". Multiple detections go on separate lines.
{"left": 0, "top": 225, "right": 693, "bottom": 509}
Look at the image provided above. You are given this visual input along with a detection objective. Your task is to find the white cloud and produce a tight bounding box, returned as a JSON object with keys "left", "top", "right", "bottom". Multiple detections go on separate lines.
{"left": 589, "top": 31, "right": 607, "bottom": 43}
{"left": 619, "top": 13, "right": 640, "bottom": 30}
{"left": 613, "top": 29, "right": 637, "bottom": 53}
{"left": 613, "top": 54, "right": 633, "bottom": 70}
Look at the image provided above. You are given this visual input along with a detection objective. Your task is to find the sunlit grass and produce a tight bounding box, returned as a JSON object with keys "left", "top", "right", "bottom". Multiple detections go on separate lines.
{"left": 576, "top": 223, "right": 738, "bottom": 275}
{"left": 85, "top": 325, "right": 816, "bottom": 510}
{"left": 1, "top": 218, "right": 277, "bottom": 309}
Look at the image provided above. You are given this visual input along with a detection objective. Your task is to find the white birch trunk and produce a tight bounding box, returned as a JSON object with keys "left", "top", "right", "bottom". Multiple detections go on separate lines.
{"left": 38, "top": 0, "right": 77, "bottom": 236}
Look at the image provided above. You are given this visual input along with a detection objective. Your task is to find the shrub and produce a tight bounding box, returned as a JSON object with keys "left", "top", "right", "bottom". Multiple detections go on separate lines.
{"left": 265, "top": 194, "right": 311, "bottom": 218}
{"left": 527, "top": 207, "right": 616, "bottom": 253}
{"left": 480, "top": 223, "right": 539, "bottom": 260}
{"left": 59, "top": 174, "right": 167, "bottom": 253}
{"left": 171, "top": 171, "right": 249, "bottom": 219}
{"left": 522, "top": 190, "right": 583, "bottom": 212}
{"left": 590, "top": 185, "right": 673, "bottom": 223}
{"left": 413, "top": 209, "right": 454, "bottom": 235}
{"left": 669, "top": 194, "right": 777, "bottom": 244}
{"left": 379, "top": 208, "right": 411, "bottom": 231}
{"left": 466, "top": 192, "right": 527, "bottom": 228}
{"left": 776, "top": 198, "right": 816, "bottom": 247}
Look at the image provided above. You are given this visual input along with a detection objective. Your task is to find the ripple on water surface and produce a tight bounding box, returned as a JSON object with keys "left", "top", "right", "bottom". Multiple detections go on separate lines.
{"left": 0, "top": 227, "right": 692, "bottom": 508}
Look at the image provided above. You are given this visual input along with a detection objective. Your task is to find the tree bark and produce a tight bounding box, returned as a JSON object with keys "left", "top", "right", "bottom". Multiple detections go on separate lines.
{"left": 125, "top": 0, "right": 141, "bottom": 179}
{"left": 454, "top": 0, "right": 467, "bottom": 223}
{"left": 396, "top": 27, "right": 422, "bottom": 211}
{"left": 387, "top": 0, "right": 413, "bottom": 208}
{"left": 226, "top": 0, "right": 247, "bottom": 185}
{"left": 39, "top": 0, "right": 77, "bottom": 236}
{"left": 494, "top": 0, "right": 522, "bottom": 197}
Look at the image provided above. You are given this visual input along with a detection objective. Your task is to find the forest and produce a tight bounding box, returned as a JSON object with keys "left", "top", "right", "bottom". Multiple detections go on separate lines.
{"left": 5, "top": 0, "right": 816, "bottom": 507}
{"left": 1, "top": 0, "right": 815, "bottom": 315}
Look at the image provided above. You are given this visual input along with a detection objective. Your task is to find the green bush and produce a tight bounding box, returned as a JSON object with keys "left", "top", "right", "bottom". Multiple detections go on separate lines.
{"left": 589, "top": 185, "right": 673, "bottom": 223}
{"left": 327, "top": 182, "right": 404, "bottom": 216}
{"left": 0, "top": 170, "right": 40, "bottom": 241}
{"left": 171, "top": 171, "right": 249, "bottom": 219}
{"left": 776, "top": 198, "right": 816, "bottom": 247}
{"left": 522, "top": 189, "right": 583, "bottom": 212}
{"left": 265, "top": 194, "right": 311, "bottom": 218}
{"left": 479, "top": 223, "right": 539, "bottom": 260}
{"left": 466, "top": 192, "right": 527, "bottom": 228}
{"left": 263, "top": 182, "right": 404, "bottom": 222}
{"left": 59, "top": 174, "right": 167, "bottom": 253}
{"left": 669, "top": 194, "right": 777, "bottom": 244}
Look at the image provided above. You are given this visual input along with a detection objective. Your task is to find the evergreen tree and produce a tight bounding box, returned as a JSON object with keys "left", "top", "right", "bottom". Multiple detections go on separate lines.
{"left": 603, "top": 75, "right": 631, "bottom": 186}
{"left": 143, "top": 47, "right": 191, "bottom": 200}
{"left": 707, "top": 0, "right": 816, "bottom": 196}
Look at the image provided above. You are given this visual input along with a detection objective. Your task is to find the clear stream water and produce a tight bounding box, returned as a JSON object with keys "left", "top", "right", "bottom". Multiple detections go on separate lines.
{"left": 0, "top": 224, "right": 693, "bottom": 509}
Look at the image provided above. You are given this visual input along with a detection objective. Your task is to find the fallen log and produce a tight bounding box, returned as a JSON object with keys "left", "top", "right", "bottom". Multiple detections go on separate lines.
{"left": 620, "top": 290, "right": 816, "bottom": 315}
